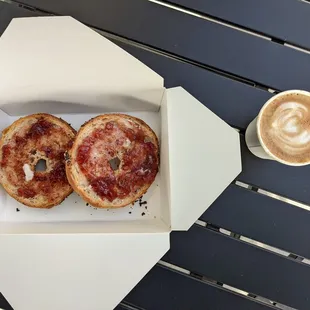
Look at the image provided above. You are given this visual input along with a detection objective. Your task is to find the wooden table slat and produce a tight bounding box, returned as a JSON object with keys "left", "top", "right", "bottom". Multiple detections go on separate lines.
{"left": 123, "top": 265, "right": 276, "bottom": 310}
{"left": 0, "top": 1, "right": 41, "bottom": 34}
{"left": 238, "top": 135, "right": 310, "bottom": 205}
{"left": 165, "top": 225, "right": 310, "bottom": 309}
{"left": 112, "top": 40, "right": 272, "bottom": 130}
{"left": 164, "top": 0, "right": 310, "bottom": 49}
{"left": 15, "top": 0, "right": 310, "bottom": 91}
{"left": 202, "top": 183, "right": 310, "bottom": 258}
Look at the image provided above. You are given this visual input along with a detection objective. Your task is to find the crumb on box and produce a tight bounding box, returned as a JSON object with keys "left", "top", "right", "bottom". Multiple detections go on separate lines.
{"left": 135, "top": 196, "right": 143, "bottom": 204}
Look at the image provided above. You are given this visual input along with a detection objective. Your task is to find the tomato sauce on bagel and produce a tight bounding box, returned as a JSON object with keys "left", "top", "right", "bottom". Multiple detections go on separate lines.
{"left": 0, "top": 114, "right": 75, "bottom": 207}
{"left": 74, "top": 115, "right": 159, "bottom": 205}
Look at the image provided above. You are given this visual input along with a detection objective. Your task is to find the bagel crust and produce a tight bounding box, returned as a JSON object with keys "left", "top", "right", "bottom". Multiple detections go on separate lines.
{"left": 66, "top": 114, "right": 159, "bottom": 208}
{"left": 0, "top": 113, "right": 76, "bottom": 208}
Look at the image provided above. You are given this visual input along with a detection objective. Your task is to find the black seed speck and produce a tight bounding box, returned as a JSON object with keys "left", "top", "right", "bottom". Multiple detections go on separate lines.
{"left": 141, "top": 212, "right": 145, "bottom": 216}
{"left": 16, "top": 208, "right": 20, "bottom": 212}
{"left": 86, "top": 203, "right": 89, "bottom": 206}
{"left": 145, "top": 206, "right": 147, "bottom": 209}
{"left": 64, "top": 152, "right": 70, "bottom": 161}
{"left": 129, "top": 212, "right": 132, "bottom": 214}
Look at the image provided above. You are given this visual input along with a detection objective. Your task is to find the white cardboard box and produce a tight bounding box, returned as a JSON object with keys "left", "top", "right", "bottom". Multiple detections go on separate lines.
{"left": 0, "top": 17, "right": 241, "bottom": 310}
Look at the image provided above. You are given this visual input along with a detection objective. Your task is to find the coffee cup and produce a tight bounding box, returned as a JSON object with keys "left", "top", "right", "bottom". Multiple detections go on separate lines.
{"left": 246, "top": 90, "right": 310, "bottom": 166}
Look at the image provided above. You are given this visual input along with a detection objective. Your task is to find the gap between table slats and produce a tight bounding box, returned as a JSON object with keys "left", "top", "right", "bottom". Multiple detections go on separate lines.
{"left": 200, "top": 182, "right": 310, "bottom": 260}
{"left": 164, "top": 224, "right": 310, "bottom": 309}
{"left": 11, "top": 0, "right": 310, "bottom": 92}
{"left": 160, "top": 0, "right": 310, "bottom": 51}
{"left": 122, "top": 263, "right": 279, "bottom": 310}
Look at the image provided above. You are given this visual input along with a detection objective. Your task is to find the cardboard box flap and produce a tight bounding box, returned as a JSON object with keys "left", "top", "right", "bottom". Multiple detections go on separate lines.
{"left": 166, "top": 87, "right": 242, "bottom": 231}
{"left": 0, "top": 16, "right": 164, "bottom": 112}
{"left": 0, "top": 233, "right": 169, "bottom": 310}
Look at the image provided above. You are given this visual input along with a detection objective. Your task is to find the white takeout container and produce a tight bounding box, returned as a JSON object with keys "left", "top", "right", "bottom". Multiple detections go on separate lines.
{"left": 0, "top": 17, "right": 242, "bottom": 310}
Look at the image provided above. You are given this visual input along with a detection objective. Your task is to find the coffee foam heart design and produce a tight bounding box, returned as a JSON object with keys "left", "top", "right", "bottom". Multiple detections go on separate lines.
{"left": 269, "top": 101, "right": 310, "bottom": 155}
{"left": 259, "top": 92, "right": 310, "bottom": 164}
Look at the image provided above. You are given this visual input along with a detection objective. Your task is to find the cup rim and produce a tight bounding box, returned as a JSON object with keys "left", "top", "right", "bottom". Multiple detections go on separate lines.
{"left": 256, "top": 89, "right": 310, "bottom": 166}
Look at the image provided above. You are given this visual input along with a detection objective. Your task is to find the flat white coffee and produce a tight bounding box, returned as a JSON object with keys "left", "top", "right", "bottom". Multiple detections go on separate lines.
{"left": 259, "top": 92, "right": 310, "bottom": 164}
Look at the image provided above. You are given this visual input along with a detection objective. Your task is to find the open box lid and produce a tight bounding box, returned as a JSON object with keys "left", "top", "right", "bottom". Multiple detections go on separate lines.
{"left": 0, "top": 15, "right": 242, "bottom": 231}
{"left": 0, "top": 233, "right": 169, "bottom": 310}
{"left": 0, "top": 16, "right": 242, "bottom": 309}
{"left": 166, "top": 87, "right": 242, "bottom": 230}
{"left": 0, "top": 16, "right": 164, "bottom": 112}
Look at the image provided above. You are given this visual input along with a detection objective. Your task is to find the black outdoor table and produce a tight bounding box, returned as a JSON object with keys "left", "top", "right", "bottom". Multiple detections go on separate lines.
{"left": 1, "top": 0, "right": 310, "bottom": 309}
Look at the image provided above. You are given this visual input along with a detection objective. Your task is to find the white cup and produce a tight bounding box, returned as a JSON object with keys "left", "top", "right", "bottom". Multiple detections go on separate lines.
{"left": 245, "top": 89, "right": 310, "bottom": 166}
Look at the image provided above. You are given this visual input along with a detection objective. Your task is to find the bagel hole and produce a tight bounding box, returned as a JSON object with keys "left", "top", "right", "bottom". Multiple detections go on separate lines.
{"left": 109, "top": 157, "right": 121, "bottom": 171}
{"left": 35, "top": 159, "right": 47, "bottom": 172}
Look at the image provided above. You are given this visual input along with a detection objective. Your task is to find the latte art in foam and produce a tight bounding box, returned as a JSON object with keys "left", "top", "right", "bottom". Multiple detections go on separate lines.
{"left": 270, "top": 102, "right": 310, "bottom": 152}
{"left": 259, "top": 93, "right": 310, "bottom": 164}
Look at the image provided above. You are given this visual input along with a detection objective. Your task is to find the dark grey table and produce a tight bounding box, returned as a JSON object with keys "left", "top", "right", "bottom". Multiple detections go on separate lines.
{"left": 1, "top": 0, "right": 310, "bottom": 309}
